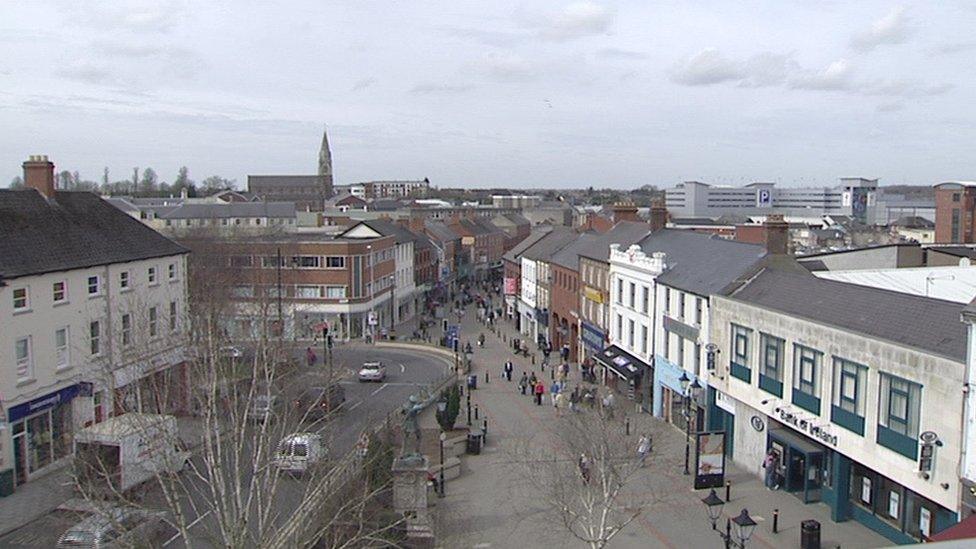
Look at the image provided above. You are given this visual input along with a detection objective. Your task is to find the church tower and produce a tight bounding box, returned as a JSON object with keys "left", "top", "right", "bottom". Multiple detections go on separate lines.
{"left": 318, "top": 127, "right": 334, "bottom": 196}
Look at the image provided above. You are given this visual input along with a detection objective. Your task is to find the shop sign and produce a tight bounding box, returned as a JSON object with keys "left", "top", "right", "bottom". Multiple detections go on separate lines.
{"left": 583, "top": 285, "right": 603, "bottom": 304}
{"left": 750, "top": 416, "right": 765, "bottom": 432}
{"left": 694, "top": 431, "right": 727, "bottom": 489}
{"left": 663, "top": 316, "right": 699, "bottom": 342}
{"left": 777, "top": 408, "right": 838, "bottom": 446}
{"left": 7, "top": 384, "right": 81, "bottom": 423}
{"left": 713, "top": 390, "right": 735, "bottom": 414}
{"left": 581, "top": 321, "right": 605, "bottom": 352}
{"left": 919, "top": 431, "right": 939, "bottom": 473}
{"left": 504, "top": 277, "right": 518, "bottom": 295}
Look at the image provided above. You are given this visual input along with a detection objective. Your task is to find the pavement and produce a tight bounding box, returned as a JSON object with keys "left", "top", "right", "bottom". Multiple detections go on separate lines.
{"left": 433, "top": 304, "right": 892, "bottom": 549}
{"left": 0, "top": 314, "right": 453, "bottom": 548}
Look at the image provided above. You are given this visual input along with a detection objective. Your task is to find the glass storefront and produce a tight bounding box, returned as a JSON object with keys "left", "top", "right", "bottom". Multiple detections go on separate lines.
{"left": 849, "top": 462, "right": 948, "bottom": 542}
{"left": 12, "top": 403, "right": 73, "bottom": 484}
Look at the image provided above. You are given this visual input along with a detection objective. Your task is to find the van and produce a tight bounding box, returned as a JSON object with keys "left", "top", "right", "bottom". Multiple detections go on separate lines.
{"left": 57, "top": 507, "right": 166, "bottom": 548}
{"left": 273, "top": 433, "right": 325, "bottom": 474}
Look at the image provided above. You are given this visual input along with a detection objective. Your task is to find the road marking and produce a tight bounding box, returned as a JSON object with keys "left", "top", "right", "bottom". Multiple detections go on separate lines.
{"left": 371, "top": 383, "right": 388, "bottom": 396}
{"left": 347, "top": 400, "right": 362, "bottom": 411}
{"left": 163, "top": 509, "right": 212, "bottom": 546}
{"left": 399, "top": 362, "right": 406, "bottom": 373}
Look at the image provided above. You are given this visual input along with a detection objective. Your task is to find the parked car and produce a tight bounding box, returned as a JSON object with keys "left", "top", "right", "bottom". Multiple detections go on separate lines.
{"left": 57, "top": 507, "right": 167, "bottom": 548}
{"left": 273, "top": 433, "right": 326, "bottom": 474}
{"left": 358, "top": 361, "right": 387, "bottom": 382}
{"left": 293, "top": 384, "right": 345, "bottom": 420}
{"left": 247, "top": 392, "right": 281, "bottom": 422}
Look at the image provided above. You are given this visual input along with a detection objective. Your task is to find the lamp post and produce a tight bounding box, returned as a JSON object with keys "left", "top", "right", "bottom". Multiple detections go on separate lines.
{"left": 438, "top": 430, "right": 447, "bottom": 497}
{"left": 679, "top": 372, "right": 703, "bottom": 475}
{"left": 367, "top": 244, "right": 374, "bottom": 343}
{"left": 700, "top": 489, "right": 757, "bottom": 549}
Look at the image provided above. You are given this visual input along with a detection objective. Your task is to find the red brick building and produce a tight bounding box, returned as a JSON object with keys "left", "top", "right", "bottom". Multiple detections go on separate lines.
{"left": 934, "top": 182, "right": 976, "bottom": 243}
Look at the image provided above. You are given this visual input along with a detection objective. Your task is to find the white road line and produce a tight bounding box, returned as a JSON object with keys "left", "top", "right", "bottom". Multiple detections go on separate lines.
{"left": 399, "top": 362, "right": 406, "bottom": 373}
{"left": 347, "top": 400, "right": 362, "bottom": 411}
{"left": 370, "top": 383, "right": 389, "bottom": 396}
{"left": 163, "top": 509, "right": 213, "bottom": 546}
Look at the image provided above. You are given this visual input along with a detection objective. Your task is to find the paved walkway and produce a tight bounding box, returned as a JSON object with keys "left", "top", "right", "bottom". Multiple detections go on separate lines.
{"left": 434, "top": 306, "right": 891, "bottom": 549}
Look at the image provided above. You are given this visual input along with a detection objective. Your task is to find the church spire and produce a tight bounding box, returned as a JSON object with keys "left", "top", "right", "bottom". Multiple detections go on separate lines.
{"left": 318, "top": 126, "right": 332, "bottom": 179}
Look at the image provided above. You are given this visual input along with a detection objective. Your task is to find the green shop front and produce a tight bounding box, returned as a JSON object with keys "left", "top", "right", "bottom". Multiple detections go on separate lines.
{"left": 763, "top": 416, "right": 956, "bottom": 544}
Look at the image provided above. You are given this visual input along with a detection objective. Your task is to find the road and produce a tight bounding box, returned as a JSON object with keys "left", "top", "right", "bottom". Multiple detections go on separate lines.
{"left": 0, "top": 344, "right": 452, "bottom": 549}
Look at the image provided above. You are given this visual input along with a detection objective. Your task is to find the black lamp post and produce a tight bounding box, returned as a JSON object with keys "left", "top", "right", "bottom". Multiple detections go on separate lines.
{"left": 679, "top": 373, "right": 703, "bottom": 475}
{"left": 438, "top": 431, "right": 447, "bottom": 497}
{"left": 700, "top": 489, "right": 757, "bottom": 549}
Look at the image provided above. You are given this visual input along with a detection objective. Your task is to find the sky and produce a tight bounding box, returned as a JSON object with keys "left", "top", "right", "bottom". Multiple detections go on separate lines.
{"left": 1, "top": 1, "right": 974, "bottom": 189}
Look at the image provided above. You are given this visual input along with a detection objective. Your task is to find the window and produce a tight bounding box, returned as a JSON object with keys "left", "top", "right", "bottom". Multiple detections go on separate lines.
{"left": 229, "top": 255, "right": 253, "bottom": 267}
{"left": 325, "top": 286, "right": 347, "bottom": 298}
{"left": 695, "top": 298, "right": 703, "bottom": 325}
{"left": 759, "top": 334, "right": 785, "bottom": 397}
{"left": 730, "top": 324, "right": 752, "bottom": 382}
{"left": 169, "top": 301, "right": 178, "bottom": 332}
{"left": 13, "top": 287, "right": 29, "bottom": 310}
{"left": 148, "top": 267, "right": 157, "bottom": 284}
{"left": 119, "top": 271, "right": 130, "bottom": 290}
{"left": 679, "top": 292, "right": 686, "bottom": 319}
{"left": 53, "top": 281, "right": 67, "bottom": 303}
{"left": 694, "top": 343, "right": 702, "bottom": 377}
{"left": 878, "top": 373, "right": 922, "bottom": 459}
{"left": 641, "top": 286, "right": 649, "bottom": 313}
{"left": 952, "top": 209, "right": 961, "bottom": 243}
{"left": 617, "top": 278, "right": 624, "bottom": 304}
{"left": 628, "top": 319, "right": 635, "bottom": 348}
{"left": 296, "top": 285, "right": 323, "bottom": 298}
{"left": 294, "top": 256, "right": 321, "bottom": 268}
{"left": 15, "top": 336, "right": 32, "bottom": 380}
{"left": 641, "top": 325, "right": 648, "bottom": 354}
{"left": 792, "top": 345, "right": 822, "bottom": 414}
{"left": 121, "top": 314, "right": 132, "bottom": 347}
{"left": 628, "top": 282, "right": 636, "bottom": 308}
{"left": 326, "top": 256, "right": 345, "bottom": 268}
{"left": 832, "top": 358, "right": 868, "bottom": 435}
{"left": 664, "top": 288, "right": 671, "bottom": 315}
{"left": 616, "top": 314, "right": 623, "bottom": 339}
{"left": 675, "top": 335, "right": 684, "bottom": 367}
{"left": 232, "top": 286, "right": 254, "bottom": 298}
{"left": 262, "top": 256, "right": 285, "bottom": 268}
{"left": 90, "top": 321, "right": 101, "bottom": 355}
{"left": 55, "top": 327, "right": 69, "bottom": 369}
{"left": 149, "top": 306, "right": 158, "bottom": 337}
{"left": 87, "top": 276, "right": 100, "bottom": 296}
{"left": 953, "top": 192, "right": 961, "bottom": 202}
{"left": 168, "top": 263, "right": 177, "bottom": 280}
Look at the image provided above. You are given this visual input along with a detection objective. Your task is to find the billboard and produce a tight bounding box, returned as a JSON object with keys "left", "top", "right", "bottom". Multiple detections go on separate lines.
{"left": 694, "top": 431, "right": 727, "bottom": 489}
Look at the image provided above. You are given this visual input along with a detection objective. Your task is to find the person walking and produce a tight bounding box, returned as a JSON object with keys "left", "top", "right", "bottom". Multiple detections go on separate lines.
{"left": 578, "top": 453, "right": 591, "bottom": 484}
{"left": 519, "top": 372, "right": 528, "bottom": 395}
{"left": 534, "top": 379, "right": 545, "bottom": 405}
{"left": 762, "top": 449, "right": 780, "bottom": 490}
{"left": 555, "top": 391, "right": 567, "bottom": 416}
{"left": 569, "top": 386, "right": 580, "bottom": 412}
{"left": 637, "top": 434, "right": 652, "bottom": 467}
{"left": 305, "top": 347, "right": 317, "bottom": 367}
{"left": 602, "top": 391, "right": 616, "bottom": 419}
{"left": 550, "top": 381, "right": 560, "bottom": 407}
{"left": 504, "top": 361, "right": 514, "bottom": 381}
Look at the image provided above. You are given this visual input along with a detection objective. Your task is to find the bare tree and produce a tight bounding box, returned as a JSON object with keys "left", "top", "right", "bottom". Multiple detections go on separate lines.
{"left": 517, "top": 410, "right": 676, "bottom": 549}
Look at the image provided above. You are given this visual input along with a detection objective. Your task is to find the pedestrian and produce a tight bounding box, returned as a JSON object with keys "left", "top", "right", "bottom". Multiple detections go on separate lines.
{"left": 602, "top": 391, "right": 615, "bottom": 419}
{"left": 519, "top": 372, "right": 528, "bottom": 395}
{"left": 555, "top": 391, "right": 567, "bottom": 416}
{"left": 504, "top": 361, "right": 514, "bottom": 381}
{"left": 762, "top": 449, "right": 780, "bottom": 490}
{"left": 550, "top": 381, "right": 560, "bottom": 407}
{"left": 305, "top": 347, "right": 316, "bottom": 367}
{"left": 637, "top": 434, "right": 652, "bottom": 467}
{"left": 578, "top": 453, "right": 591, "bottom": 484}
{"left": 561, "top": 344, "right": 570, "bottom": 361}
{"left": 534, "top": 379, "right": 545, "bottom": 405}
{"left": 562, "top": 362, "right": 570, "bottom": 380}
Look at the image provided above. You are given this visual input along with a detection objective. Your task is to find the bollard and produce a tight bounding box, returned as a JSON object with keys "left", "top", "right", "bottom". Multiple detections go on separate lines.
{"left": 486, "top": 370, "right": 490, "bottom": 383}
{"left": 531, "top": 354, "right": 536, "bottom": 365}
{"left": 550, "top": 368, "right": 555, "bottom": 380}
{"left": 483, "top": 418, "right": 488, "bottom": 437}
{"left": 725, "top": 480, "right": 731, "bottom": 502}
{"left": 772, "top": 509, "right": 779, "bottom": 534}
{"left": 475, "top": 404, "right": 480, "bottom": 420}
{"left": 625, "top": 417, "right": 631, "bottom": 436}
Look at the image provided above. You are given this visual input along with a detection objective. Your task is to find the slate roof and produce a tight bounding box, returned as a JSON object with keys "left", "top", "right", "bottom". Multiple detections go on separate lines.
{"left": 890, "top": 215, "right": 934, "bottom": 229}
{"left": 0, "top": 190, "right": 188, "bottom": 279}
{"left": 502, "top": 227, "right": 553, "bottom": 263}
{"left": 638, "top": 229, "right": 767, "bottom": 296}
{"left": 550, "top": 233, "right": 597, "bottom": 270}
{"left": 424, "top": 220, "right": 460, "bottom": 243}
{"left": 248, "top": 175, "right": 326, "bottom": 189}
{"left": 502, "top": 212, "right": 531, "bottom": 225}
{"left": 161, "top": 202, "right": 297, "bottom": 219}
{"left": 927, "top": 246, "right": 976, "bottom": 259}
{"left": 520, "top": 227, "right": 578, "bottom": 261}
{"left": 578, "top": 221, "right": 655, "bottom": 261}
{"left": 730, "top": 268, "right": 968, "bottom": 362}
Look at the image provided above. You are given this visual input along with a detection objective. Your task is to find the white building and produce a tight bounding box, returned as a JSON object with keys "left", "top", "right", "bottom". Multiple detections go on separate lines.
{"left": 710, "top": 268, "right": 967, "bottom": 544}
{"left": 339, "top": 220, "right": 417, "bottom": 324}
{"left": 0, "top": 157, "right": 189, "bottom": 489}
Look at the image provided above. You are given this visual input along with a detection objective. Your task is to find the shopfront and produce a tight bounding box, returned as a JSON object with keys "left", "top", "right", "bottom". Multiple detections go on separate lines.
{"left": 594, "top": 345, "right": 647, "bottom": 406}
{"left": 114, "top": 349, "right": 188, "bottom": 415}
{"left": 580, "top": 320, "right": 605, "bottom": 363}
{"left": 7, "top": 383, "right": 84, "bottom": 486}
{"left": 535, "top": 307, "right": 550, "bottom": 348}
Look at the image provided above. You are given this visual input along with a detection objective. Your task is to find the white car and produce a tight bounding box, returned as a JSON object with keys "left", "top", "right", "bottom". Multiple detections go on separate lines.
{"left": 358, "top": 361, "right": 386, "bottom": 382}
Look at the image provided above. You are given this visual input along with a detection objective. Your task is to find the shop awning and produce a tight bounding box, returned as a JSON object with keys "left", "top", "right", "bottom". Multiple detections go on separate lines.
{"left": 769, "top": 427, "right": 824, "bottom": 456}
{"left": 594, "top": 345, "right": 646, "bottom": 380}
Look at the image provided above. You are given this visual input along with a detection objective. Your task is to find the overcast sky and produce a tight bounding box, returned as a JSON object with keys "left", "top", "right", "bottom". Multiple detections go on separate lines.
{"left": 1, "top": 1, "right": 974, "bottom": 189}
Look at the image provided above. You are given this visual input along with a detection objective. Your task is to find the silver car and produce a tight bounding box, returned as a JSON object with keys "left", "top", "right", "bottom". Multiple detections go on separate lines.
{"left": 358, "top": 361, "right": 386, "bottom": 382}
{"left": 57, "top": 507, "right": 167, "bottom": 548}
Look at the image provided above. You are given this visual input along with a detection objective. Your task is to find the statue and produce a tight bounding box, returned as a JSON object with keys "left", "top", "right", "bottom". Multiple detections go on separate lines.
{"left": 400, "top": 395, "right": 425, "bottom": 462}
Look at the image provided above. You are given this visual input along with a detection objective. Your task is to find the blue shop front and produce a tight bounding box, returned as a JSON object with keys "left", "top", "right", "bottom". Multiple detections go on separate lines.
{"left": 654, "top": 317, "right": 708, "bottom": 432}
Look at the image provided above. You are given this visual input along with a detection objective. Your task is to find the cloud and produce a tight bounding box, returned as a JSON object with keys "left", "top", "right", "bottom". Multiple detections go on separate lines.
{"left": 850, "top": 6, "right": 913, "bottom": 52}
{"left": 876, "top": 101, "right": 905, "bottom": 113}
{"left": 56, "top": 64, "right": 117, "bottom": 85}
{"left": 929, "top": 41, "right": 976, "bottom": 56}
{"left": 669, "top": 48, "right": 744, "bottom": 86}
{"left": 93, "top": 42, "right": 167, "bottom": 58}
{"left": 352, "top": 78, "right": 376, "bottom": 92}
{"left": 69, "top": 1, "right": 187, "bottom": 34}
{"left": 483, "top": 52, "right": 535, "bottom": 82}
{"left": 440, "top": 27, "right": 529, "bottom": 47}
{"left": 596, "top": 47, "right": 647, "bottom": 60}
{"left": 541, "top": 1, "right": 614, "bottom": 41}
{"left": 409, "top": 83, "right": 474, "bottom": 94}
{"left": 789, "top": 59, "right": 854, "bottom": 91}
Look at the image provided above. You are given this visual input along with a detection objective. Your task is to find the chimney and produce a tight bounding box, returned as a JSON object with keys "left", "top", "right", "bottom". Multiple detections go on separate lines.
{"left": 649, "top": 198, "right": 668, "bottom": 231}
{"left": 611, "top": 201, "right": 639, "bottom": 223}
{"left": 408, "top": 213, "right": 425, "bottom": 234}
{"left": 23, "top": 155, "right": 56, "bottom": 199}
{"left": 763, "top": 214, "right": 791, "bottom": 255}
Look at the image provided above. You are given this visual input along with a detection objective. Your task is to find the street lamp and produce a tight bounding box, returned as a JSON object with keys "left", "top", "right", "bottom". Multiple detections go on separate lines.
{"left": 700, "top": 490, "right": 757, "bottom": 549}
{"left": 366, "top": 244, "right": 374, "bottom": 343}
{"left": 438, "top": 431, "right": 447, "bottom": 497}
{"left": 682, "top": 374, "right": 703, "bottom": 475}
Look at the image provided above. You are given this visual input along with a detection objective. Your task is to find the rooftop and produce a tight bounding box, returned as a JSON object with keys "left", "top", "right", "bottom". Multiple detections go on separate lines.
{"left": 160, "top": 202, "right": 297, "bottom": 219}
{"left": 638, "top": 229, "right": 767, "bottom": 296}
{"left": 814, "top": 265, "right": 976, "bottom": 304}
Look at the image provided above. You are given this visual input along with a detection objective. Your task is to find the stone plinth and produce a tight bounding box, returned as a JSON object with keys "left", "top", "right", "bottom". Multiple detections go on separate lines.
{"left": 393, "top": 455, "right": 434, "bottom": 544}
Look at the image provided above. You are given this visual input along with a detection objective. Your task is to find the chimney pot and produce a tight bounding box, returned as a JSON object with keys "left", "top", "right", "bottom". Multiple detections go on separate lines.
{"left": 23, "top": 154, "right": 56, "bottom": 199}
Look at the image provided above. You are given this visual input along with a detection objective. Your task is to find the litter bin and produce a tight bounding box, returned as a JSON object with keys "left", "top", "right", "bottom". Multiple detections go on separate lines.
{"left": 0, "top": 469, "right": 14, "bottom": 497}
{"left": 466, "top": 429, "right": 484, "bottom": 455}
{"left": 800, "top": 519, "right": 821, "bottom": 549}
{"left": 467, "top": 374, "right": 478, "bottom": 390}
